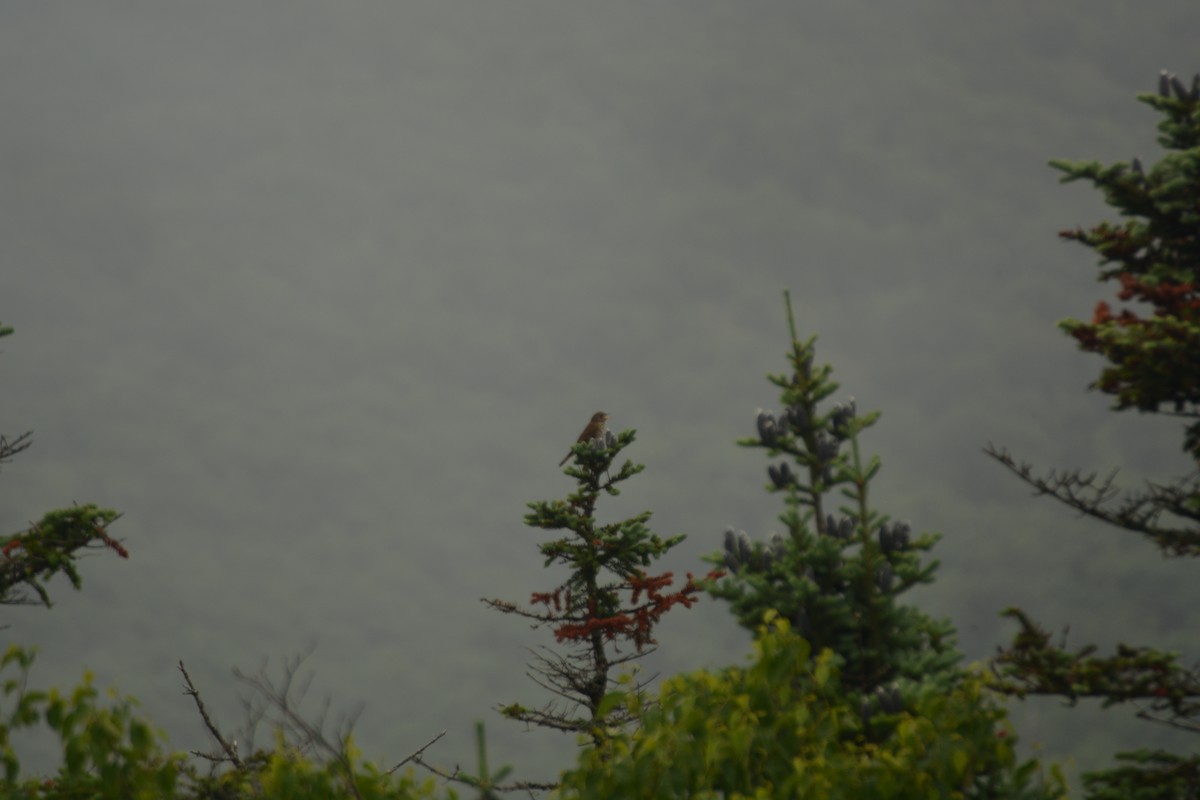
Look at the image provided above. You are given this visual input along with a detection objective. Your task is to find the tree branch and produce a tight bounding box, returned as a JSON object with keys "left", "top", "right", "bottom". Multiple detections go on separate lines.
{"left": 179, "top": 660, "right": 244, "bottom": 769}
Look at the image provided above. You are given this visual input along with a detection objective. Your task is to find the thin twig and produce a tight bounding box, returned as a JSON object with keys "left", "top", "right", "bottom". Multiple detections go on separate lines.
{"left": 231, "top": 652, "right": 365, "bottom": 800}
{"left": 0, "top": 432, "right": 32, "bottom": 465}
{"left": 179, "top": 660, "right": 244, "bottom": 769}
{"left": 386, "top": 730, "right": 446, "bottom": 774}
{"left": 411, "top": 756, "right": 558, "bottom": 795}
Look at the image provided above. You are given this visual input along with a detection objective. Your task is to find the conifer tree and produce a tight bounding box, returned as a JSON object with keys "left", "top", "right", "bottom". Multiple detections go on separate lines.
{"left": 708, "top": 292, "right": 959, "bottom": 698}
{"left": 483, "top": 426, "right": 714, "bottom": 752}
{"left": 989, "top": 69, "right": 1200, "bottom": 800}
{"left": 560, "top": 294, "right": 1064, "bottom": 799}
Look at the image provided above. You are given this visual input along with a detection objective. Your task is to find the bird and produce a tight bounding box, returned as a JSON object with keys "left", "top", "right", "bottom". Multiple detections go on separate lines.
{"left": 559, "top": 412, "right": 609, "bottom": 466}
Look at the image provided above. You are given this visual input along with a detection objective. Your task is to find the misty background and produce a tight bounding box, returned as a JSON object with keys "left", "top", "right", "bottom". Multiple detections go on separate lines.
{"left": 3, "top": 1, "right": 1199, "bottom": 786}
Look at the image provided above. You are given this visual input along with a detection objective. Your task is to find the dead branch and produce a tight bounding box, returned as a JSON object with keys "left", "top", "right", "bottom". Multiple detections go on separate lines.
{"left": 386, "top": 730, "right": 446, "bottom": 774}
{"left": 0, "top": 432, "right": 32, "bottom": 465}
{"left": 179, "top": 660, "right": 244, "bottom": 769}
{"left": 985, "top": 443, "right": 1200, "bottom": 555}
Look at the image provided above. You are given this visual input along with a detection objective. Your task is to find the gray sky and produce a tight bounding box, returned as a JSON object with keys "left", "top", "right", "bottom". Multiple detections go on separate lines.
{"left": 3, "top": 1, "right": 1199, "bottom": 781}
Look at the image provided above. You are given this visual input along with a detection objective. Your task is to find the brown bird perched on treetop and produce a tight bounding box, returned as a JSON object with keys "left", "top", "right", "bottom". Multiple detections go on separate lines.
{"left": 559, "top": 412, "right": 609, "bottom": 466}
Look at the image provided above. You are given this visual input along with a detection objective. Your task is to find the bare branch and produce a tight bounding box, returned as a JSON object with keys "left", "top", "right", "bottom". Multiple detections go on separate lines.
{"left": 985, "top": 444, "right": 1200, "bottom": 555}
{"left": 0, "top": 432, "right": 32, "bottom": 465}
{"left": 386, "top": 730, "right": 446, "bottom": 774}
{"left": 411, "top": 755, "right": 558, "bottom": 796}
{"left": 231, "top": 651, "right": 365, "bottom": 800}
{"left": 179, "top": 660, "right": 243, "bottom": 769}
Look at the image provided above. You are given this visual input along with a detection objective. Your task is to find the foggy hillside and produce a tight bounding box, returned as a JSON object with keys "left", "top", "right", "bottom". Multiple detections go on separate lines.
{"left": 3, "top": 1, "right": 1198, "bottom": 783}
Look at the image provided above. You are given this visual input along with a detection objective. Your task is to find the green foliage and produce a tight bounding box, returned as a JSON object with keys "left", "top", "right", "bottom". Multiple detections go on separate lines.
{"left": 1081, "top": 750, "right": 1200, "bottom": 800}
{"left": 1053, "top": 70, "right": 1200, "bottom": 459}
{"left": 196, "top": 741, "right": 447, "bottom": 800}
{"left": 560, "top": 615, "right": 1064, "bottom": 800}
{"left": 0, "top": 645, "right": 182, "bottom": 799}
{"left": 0, "top": 506, "right": 128, "bottom": 607}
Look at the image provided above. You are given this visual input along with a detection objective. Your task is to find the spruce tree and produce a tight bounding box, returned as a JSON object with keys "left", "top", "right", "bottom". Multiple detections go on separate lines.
{"left": 708, "top": 292, "right": 960, "bottom": 698}
{"left": 483, "top": 425, "right": 714, "bottom": 753}
{"left": 989, "top": 69, "right": 1200, "bottom": 800}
